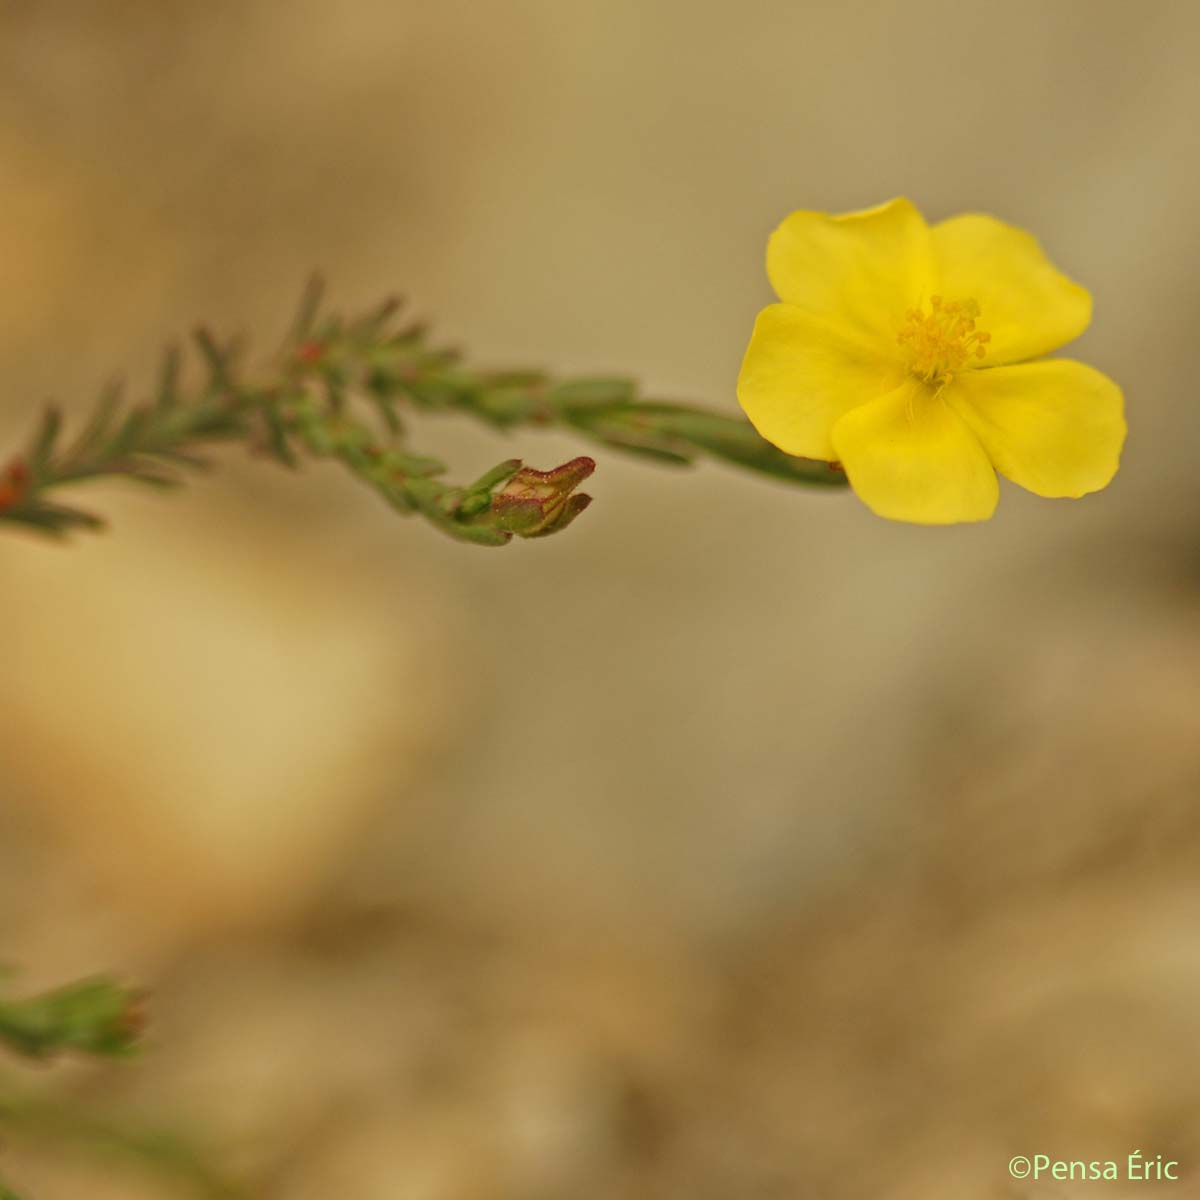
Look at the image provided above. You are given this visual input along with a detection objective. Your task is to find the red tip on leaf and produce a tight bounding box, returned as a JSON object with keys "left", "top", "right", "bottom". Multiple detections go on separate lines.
{"left": 297, "top": 340, "right": 325, "bottom": 365}
{"left": 116, "top": 991, "right": 150, "bottom": 1040}
{"left": 0, "top": 459, "right": 30, "bottom": 511}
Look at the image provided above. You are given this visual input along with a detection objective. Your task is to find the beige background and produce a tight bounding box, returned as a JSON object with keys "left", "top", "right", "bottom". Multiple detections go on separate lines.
{"left": 1, "top": 2, "right": 1198, "bottom": 1196}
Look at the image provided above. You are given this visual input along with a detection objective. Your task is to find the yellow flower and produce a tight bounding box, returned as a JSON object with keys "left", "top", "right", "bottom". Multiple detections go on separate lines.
{"left": 736, "top": 198, "right": 1126, "bottom": 524}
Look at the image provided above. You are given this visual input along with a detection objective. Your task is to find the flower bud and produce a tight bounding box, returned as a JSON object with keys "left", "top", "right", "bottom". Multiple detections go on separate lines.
{"left": 488, "top": 456, "right": 595, "bottom": 538}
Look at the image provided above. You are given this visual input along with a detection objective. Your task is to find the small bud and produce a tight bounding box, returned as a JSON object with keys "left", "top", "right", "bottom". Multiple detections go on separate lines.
{"left": 488, "top": 456, "right": 595, "bottom": 537}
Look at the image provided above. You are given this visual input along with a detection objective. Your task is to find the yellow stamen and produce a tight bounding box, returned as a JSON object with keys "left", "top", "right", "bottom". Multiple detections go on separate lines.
{"left": 897, "top": 296, "right": 990, "bottom": 387}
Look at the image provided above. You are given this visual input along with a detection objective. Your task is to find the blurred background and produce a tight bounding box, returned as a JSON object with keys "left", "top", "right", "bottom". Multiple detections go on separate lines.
{"left": 1, "top": 1, "right": 1198, "bottom": 1195}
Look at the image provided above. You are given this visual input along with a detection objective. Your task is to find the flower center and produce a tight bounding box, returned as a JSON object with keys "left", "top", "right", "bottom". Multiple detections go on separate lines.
{"left": 897, "top": 296, "right": 990, "bottom": 386}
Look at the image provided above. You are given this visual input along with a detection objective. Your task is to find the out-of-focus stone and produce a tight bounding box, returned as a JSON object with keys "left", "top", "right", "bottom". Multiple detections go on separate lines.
{"left": 0, "top": 485, "right": 455, "bottom": 942}
{"left": 277, "top": 1102, "right": 502, "bottom": 1200}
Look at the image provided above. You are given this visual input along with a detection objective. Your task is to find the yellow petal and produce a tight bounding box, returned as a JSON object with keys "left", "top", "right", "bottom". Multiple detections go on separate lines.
{"left": 931, "top": 214, "right": 1092, "bottom": 365}
{"left": 947, "top": 359, "right": 1125, "bottom": 498}
{"left": 736, "top": 304, "right": 904, "bottom": 460}
{"left": 767, "top": 198, "right": 934, "bottom": 346}
{"left": 830, "top": 381, "right": 999, "bottom": 524}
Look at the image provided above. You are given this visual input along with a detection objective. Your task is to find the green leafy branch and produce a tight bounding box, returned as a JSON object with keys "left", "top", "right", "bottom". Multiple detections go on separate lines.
{"left": 0, "top": 976, "right": 148, "bottom": 1198}
{"left": 0, "top": 978, "right": 241, "bottom": 1197}
{"left": 0, "top": 976, "right": 144, "bottom": 1062}
{"left": 0, "top": 280, "right": 845, "bottom": 546}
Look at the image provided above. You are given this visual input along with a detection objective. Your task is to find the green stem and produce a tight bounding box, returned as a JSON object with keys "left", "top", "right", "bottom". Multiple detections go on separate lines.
{"left": 0, "top": 282, "right": 845, "bottom": 545}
